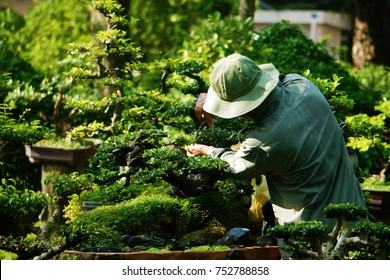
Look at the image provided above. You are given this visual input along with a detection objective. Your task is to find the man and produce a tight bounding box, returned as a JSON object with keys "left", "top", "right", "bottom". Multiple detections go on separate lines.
{"left": 186, "top": 53, "right": 365, "bottom": 232}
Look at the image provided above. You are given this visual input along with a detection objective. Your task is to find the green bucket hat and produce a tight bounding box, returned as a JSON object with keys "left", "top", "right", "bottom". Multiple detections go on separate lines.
{"left": 203, "top": 54, "right": 279, "bottom": 119}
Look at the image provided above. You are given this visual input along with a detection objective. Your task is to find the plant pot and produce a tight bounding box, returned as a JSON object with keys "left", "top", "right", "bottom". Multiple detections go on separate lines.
{"left": 24, "top": 138, "right": 102, "bottom": 166}
{"left": 365, "top": 189, "right": 390, "bottom": 225}
{"left": 82, "top": 201, "right": 103, "bottom": 211}
{"left": 24, "top": 138, "right": 103, "bottom": 229}
{"left": 59, "top": 246, "right": 281, "bottom": 260}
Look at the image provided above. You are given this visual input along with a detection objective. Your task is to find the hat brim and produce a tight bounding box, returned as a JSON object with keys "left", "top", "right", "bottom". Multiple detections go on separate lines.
{"left": 203, "top": 63, "right": 279, "bottom": 119}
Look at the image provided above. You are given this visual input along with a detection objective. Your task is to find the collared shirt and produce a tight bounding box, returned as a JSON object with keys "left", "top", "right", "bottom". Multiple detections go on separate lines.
{"left": 209, "top": 74, "right": 365, "bottom": 228}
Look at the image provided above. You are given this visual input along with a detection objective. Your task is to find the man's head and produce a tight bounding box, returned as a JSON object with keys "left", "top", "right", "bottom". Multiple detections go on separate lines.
{"left": 203, "top": 54, "right": 279, "bottom": 118}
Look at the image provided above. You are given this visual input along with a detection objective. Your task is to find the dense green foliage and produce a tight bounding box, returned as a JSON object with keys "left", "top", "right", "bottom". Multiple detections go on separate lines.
{"left": 0, "top": 178, "right": 48, "bottom": 236}
{"left": 13, "top": 0, "right": 92, "bottom": 76}
{"left": 324, "top": 203, "right": 369, "bottom": 221}
{"left": 0, "top": 75, "right": 47, "bottom": 191}
{"left": 180, "top": 12, "right": 264, "bottom": 68}
{"left": 128, "top": 0, "right": 238, "bottom": 61}
{"left": 0, "top": 8, "right": 38, "bottom": 84}
{"left": 0, "top": 0, "right": 389, "bottom": 259}
{"left": 0, "top": 103, "right": 48, "bottom": 144}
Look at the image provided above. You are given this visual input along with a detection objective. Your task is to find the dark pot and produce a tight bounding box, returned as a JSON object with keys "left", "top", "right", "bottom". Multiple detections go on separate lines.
{"left": 24, "top": 139, "right": 102, "bottom": 166}
{"left": 365, "top": 189, "right": 390, "bottom": 225}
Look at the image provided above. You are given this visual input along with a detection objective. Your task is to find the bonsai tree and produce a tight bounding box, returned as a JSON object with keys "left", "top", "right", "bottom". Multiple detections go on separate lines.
{"left": 267, "top": 203, "right": 390, "bottom": 259}
{"left": 0, "top": 0, "right": 250, "bottom": 259}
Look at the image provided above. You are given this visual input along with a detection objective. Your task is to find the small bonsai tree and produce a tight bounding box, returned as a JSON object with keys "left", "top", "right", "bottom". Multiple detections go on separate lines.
{"left": 267, "top": 203, "right": 389, "bottom": 259}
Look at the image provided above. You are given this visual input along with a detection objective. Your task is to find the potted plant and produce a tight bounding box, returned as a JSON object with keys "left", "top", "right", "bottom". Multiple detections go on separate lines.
{"left": 1, "top": 0, "right": 102, "bottom": 175}
{"left": 25, "top": 137, "right": 102, "bottom": 166}
{"left": 360, "top": 177, "right": 390, "bottom": 224}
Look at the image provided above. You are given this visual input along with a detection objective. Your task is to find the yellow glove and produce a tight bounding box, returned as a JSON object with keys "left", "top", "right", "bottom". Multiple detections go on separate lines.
{"left": 248, "top": 175, "right": 270, "bottom": 222}
{"left": 230, "top": 141, "right": 270, "bottom": 223}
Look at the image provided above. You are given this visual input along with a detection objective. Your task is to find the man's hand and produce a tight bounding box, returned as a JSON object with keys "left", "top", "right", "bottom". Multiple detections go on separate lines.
{"left": 194, "top": 93, "right": 213, "bottom": 127}
{"left": 186, "top": 144, "right": 213, "bottom": 157}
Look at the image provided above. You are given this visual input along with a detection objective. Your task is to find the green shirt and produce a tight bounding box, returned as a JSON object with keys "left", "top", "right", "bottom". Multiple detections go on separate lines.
{"left": 210, "top": 74, "right": 365, "bottom": 229}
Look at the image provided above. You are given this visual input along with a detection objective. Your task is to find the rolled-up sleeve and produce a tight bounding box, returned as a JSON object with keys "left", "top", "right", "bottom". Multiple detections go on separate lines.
{"left": 211, "top": 137, "right": 270, "bottom": 179}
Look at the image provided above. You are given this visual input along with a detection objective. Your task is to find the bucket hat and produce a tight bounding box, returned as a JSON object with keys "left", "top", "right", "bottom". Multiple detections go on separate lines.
{"left": 203, "top": 54, "right": 279, "bottom": 118}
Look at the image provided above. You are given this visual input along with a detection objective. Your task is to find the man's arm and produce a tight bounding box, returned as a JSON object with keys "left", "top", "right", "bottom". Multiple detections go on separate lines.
{"left": 193, "top": 93, "right": 213, "bottom": 127}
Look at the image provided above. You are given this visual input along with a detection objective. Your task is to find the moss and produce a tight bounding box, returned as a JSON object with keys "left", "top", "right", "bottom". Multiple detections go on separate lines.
{"left": 186, "top": 245, "right": 230, "bottom": 251}
{"left": 74, "top": 224, "right": 123, "bottom": 249}
{"left": 73, "top": 194, "right": 209, "bottom": 243}
{"left": 361, "top": 177, "right": 390, "bottom": 192}
{"left": 0, "top": 249, "right": 18, "bottom": 260}
{"left": 34, "top": 138, "right": 95, "bottom": 149}
{"left": 70, "top": 190, "right": 256, "bottom": 249}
